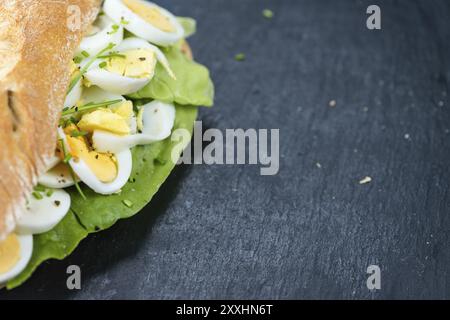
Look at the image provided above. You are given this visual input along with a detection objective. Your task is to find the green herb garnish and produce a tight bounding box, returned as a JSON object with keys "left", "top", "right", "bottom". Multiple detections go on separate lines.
{"left": 122, "top": 199, "right": 133, "bottom": 208}
{"left": 73, "top": 56, "right": 83, "bottom": 64}
{"left": 34, "top": 185, "right": 46, "bottom": 192}
{"left": 108, "top": 24, "right": 120, "bottom": 35}
{"left": 81, "top": 51, "right": 90, "bottom": 58}
{"left": 235, "top": 53, "right": 246, "bottom": 61}
{"left": 262, "top": 9, "right": 274, "bottom": 19}
{"left": 99, "top": 61, "right": 107, "bottom": 69}
{"left": 32, "top": 191, "right": 43, "bottom": 200}
{"left": 67, "top": 42, "right": 116, "bottom": 95}
{"left": 63, "top": 153, "right": 72, "bottom": 164}
{"left": 61, "top": 99, "right": 122, "bottom": 117}
{"left": 70, "top": 130, "right": 89, "bottom": 138}
{"left": 120, "top": 17, "right": 129, "bottom": 25}
{"left": 98, "top": 53, "right": 126, "bottom": 59}
{"left": 46, "top": 189, "right": 54, "bottom": 197}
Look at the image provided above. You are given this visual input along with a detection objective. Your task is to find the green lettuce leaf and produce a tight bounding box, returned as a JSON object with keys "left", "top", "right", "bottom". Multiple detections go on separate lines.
{"left": 128, "top": 46, "right": 214, "bottom": 107}
{"left": 7, "top": 105, "right": 198, "bottom": 289}
{"left": 177, "top": 17, "right": 197, "bottom": 38}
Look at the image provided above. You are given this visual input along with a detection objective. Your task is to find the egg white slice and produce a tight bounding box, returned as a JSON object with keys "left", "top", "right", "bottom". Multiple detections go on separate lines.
{"left": 58, "top": 128, "right": 133, "bottom": 195}
{"left": 38, "top": 156, "right": 76, "bottom": 189}
{"left": 16, "top": 189, "right": 71, "bottom": 235}
{"left": 82, "top": 86, "right": 126, "bottom": 105}
{"left": 84, "top": 68, "right": 152, "bottom": 95}
{"left": 103, "top": 0, "right": 184, "bottom": 46}
{"left": 0, "top": 234, "right": 33, "bottom": 285}
{"left": 92, "top": 100, "right": 175, "bottom": 153}
{"left": 82, "top": 86, "right": 136, "bottom": 133}
{"left": 83, "top": 37, "right": 174, "bottom": 95}
{"left": 64, "top": 73, "right": 83, "bottom": 109}
{"left": 76, "top": 15, "right": 124, "bottom": 57}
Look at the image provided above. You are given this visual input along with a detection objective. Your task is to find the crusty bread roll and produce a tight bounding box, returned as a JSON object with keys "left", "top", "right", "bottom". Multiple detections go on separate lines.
{"left": 0, "top": 0, "right": 101, "bottom": 240}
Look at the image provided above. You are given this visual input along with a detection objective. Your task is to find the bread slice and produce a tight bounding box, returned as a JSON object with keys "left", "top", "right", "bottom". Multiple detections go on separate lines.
{"left": 0, "top": 0, "right": 101, "bottom": 239}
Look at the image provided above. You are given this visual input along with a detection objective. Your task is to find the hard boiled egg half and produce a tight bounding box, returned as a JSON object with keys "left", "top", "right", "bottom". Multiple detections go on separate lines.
{"left": 84, "top": 37, "right": 174, "bottom": 95}
{"left": 93, "top": 100, "right": 175, "bottom": 153}
{"left": 76, "top": 15, "right": 124, "bottom": 57}
{"left": 58, "top": 122, "right": 132, "bottom": 195}
{"left": 0, "top": 234, "right": 32, "bottom": 285}
{"left": 38, "top": 155, "right": 76, "bottom": 189}
{"left": 104, "top": 0, "right": 184, "bottom": 46}
{"left": 16, "top": 189, "right": 71, "bottom": 235}
{"left": 81, "top": 86, "right": 137, "bottom": 134}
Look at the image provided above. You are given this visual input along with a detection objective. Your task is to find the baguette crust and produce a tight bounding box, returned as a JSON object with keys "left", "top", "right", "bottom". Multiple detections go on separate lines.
{"left": 0, "top": 0, "right": 101, "bottom": 239}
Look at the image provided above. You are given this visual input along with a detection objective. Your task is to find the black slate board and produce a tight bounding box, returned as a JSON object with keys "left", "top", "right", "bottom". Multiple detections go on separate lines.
{"left": 1, "top": 0, "right": 450, "bottom": 299}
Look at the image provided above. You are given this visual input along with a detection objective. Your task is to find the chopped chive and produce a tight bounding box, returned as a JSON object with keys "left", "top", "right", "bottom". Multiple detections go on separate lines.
{"left": 32, "top": 191, "right": 43, "bottom": 200}
{"left": 108, "top": 24, "right": 120, "bottom": 35}
{"left": 70, "top": 130, "right": 89, "bottom": 137}
{"left": 34, "top": 185, "right": 46, "bottom": 192}
{"left": 234, "top": 53, "right": 245, "bottom": 61}
{"left": 81, "top": 50, "right": 90, "bottom": 58}
{"left": 61, "top": 99, "right": 122, "bottom": 117}
{"left": 262, "top": 9, "right": 274, "bottom": 19}
{"left": 46, "top": 189, "right": 54, "bottom": 197}
{"left": 98, "top": 53, "right": 126, "bottom": 59}
{"left": 73, "top": 56, "right": 83, "bottom": 64}
{"left": 120, "top": 17, "right": 129, "bottom": 25}
{"left": 122, "top": 199, "right": 133, "bottom": 208}
{"left": 63, "top": 154, "right": 72, "bottom": 164}
{"left": 99, "top": 61, "right": 107, "bottom": 68}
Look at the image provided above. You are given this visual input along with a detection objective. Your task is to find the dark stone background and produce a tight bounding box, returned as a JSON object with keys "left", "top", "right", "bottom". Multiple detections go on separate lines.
{"left": 2, "top": 0, "right": 450, "bottom": 299}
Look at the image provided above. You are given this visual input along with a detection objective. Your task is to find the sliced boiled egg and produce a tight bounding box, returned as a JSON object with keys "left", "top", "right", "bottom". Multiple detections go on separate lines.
{"left": 76, "top": 15, "right": 124, "bottom": 57}
{"left": 103, "top": 0, "right": 184, "bottom": 46}
{"left": 93, "top": 100, "right": 175, "bottom": 153}
{"left": 83, "top": 37, "right": 174, "bottom": 95}
{"left": 16, "top": 189, "right": 71, "bottom": 235}
{"left": 81, "top": 87, "right": 137, "bottom": 134}
{"left": 78, "top": 108, "right": 131, "bottom": 135}
{"left": 64, "top": 60, "right": 83, "bottom": 109}
{"left": 38, "top": 155, "right": 76, "bottom": 189}
{"left": 0, "top": 234, "right": 33, "bottom": 285}
{"left": 58, "top": 127, "right": 132, "bottom": 195}
{"left": 117, "top": 37, "right": 175, "bottom": 79}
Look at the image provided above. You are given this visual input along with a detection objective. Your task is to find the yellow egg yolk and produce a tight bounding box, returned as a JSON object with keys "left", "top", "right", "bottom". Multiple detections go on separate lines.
{"left": 124, "top": 0, "right": 175, "bottom": 33}
{"left": 77, "top": 108, "right": 130, "bottom": 135}
{"left": 110, "top": 100, "right": 134, "bottom": 120}
{"left": 0, "top": 234, "right": 20, "bottom": 274}
{"left": 64, "top": 125, "right": 118, "bottom": 183}
{"left": 105, "top": 49, "right": 156, "bottom": 79}
{"left": 69, "top": 60, "right": 80, "bottom": 82}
